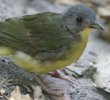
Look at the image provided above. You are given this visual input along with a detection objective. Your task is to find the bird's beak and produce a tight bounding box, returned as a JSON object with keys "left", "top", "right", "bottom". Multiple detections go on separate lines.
{"left": 89, "top": 21, "right": 105, "bottom": 30}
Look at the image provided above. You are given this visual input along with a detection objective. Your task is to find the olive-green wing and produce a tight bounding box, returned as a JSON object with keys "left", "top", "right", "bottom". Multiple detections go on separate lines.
{"left": 20, "top": 12, "right": 65, "bottom": 51}
{"left": 20, "top": 12, "right": 71, "bottom": 60}
{"left": 0, "top": 12, "right": 68, "bottom": 60}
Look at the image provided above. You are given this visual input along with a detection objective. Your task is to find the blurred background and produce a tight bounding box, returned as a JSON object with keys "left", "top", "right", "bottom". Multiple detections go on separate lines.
{"left": 0, "top": 0, "right": 110, "bottom": 100}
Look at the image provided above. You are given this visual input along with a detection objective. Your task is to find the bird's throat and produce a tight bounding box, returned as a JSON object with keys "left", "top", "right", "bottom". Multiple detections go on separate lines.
{"left": 81, "top": 28, "right": 92, "bottom": 39}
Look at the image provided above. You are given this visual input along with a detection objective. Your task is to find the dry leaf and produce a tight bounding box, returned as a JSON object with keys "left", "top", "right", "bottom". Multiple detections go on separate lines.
{"left": 55, "top": 0, "right": 80, "bottom": 5}
{"left": 93, "top": 55, "right": 110, "bottom": 93}
{"left": 82, "top": 0, "right": 107, "bottom": 6}
{"left": 33, "top": 86, "right": 46, "bottom": 100}
{"left": 8, "top": 86, "right": 31, "bottom": 100}
{"left": 98, "top": 7, "right": 110, "bottom": 17}
{"left": 0, "top": 88, "right": 5, "bottom": 95}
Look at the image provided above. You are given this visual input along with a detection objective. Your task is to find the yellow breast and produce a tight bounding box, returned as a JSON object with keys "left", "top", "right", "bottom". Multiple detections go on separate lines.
{"left": 0, "top": 28, "right": 92, "bottom": 74}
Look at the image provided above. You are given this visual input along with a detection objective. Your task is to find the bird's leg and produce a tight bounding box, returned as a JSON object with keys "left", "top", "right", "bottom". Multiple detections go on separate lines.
{"left": 32, "top": 73, "right": 65, "bottom": 96}
{"left": 48, "top": 70, "right": 74, "bottom": 84}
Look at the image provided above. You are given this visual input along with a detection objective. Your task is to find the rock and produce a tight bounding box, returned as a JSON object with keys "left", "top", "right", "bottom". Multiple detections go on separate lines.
{"left": 92, "top": 55, "right": 110, "bottom": 93}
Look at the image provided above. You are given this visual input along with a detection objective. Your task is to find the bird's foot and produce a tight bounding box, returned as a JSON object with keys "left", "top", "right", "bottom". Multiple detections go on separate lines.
{"left": 48, "top": 70, "right": 75, "bottom": 84}
{"left": 33, "top": 73, "right": 65, "bottom": 96}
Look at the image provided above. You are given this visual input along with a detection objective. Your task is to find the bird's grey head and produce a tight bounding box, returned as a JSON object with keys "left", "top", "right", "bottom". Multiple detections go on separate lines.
{"left": 61, "top": 4, "right": 104, "bottom": 34}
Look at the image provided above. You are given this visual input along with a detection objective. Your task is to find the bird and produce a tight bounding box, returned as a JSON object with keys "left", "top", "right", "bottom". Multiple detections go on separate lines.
{"left": 0, "top": 4, "right": 104, "bottom": 96}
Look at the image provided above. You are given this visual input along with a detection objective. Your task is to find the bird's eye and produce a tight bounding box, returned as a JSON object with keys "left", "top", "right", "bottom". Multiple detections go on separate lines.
{"left": 76, "top": 17, "right": 83, "bottom": 23}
